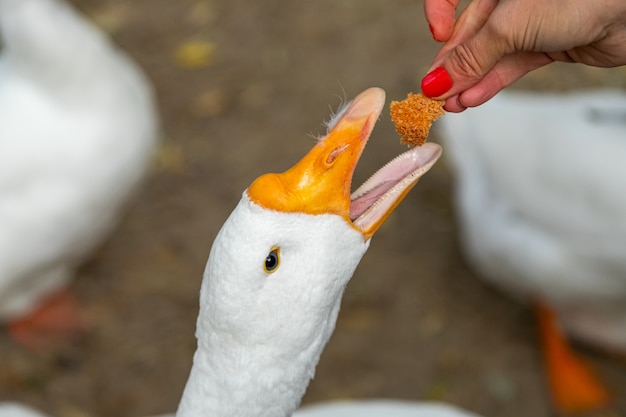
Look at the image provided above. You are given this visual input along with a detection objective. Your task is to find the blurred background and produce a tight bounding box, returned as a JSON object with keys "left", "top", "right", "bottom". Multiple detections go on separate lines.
{"left": 1, "top": 0, "right": 625, "bottom": 416}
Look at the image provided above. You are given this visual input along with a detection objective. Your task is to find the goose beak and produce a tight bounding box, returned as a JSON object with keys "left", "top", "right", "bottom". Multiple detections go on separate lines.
{"left": 247, "top": 87, "right": 442, "bottom": 239}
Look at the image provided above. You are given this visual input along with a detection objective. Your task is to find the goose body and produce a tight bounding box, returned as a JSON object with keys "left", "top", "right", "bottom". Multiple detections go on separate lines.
{"left": 0, "top": 403, "right": 48, "bottom": 417}
{"left": 0, "top": 0, "right": 158, "bottom": 321}
{"left": 439, "top": 90, "right": 626, "bottom": 351}
{"left": 439, "top": 89, "right": 626, "bottom": 412}
{"left": 0, "top": 401, "right": 480, "bottom": 417}
{"left": 293, "top": 400, "right": 480, "bottom": 417}
{"left": 0, "top": 88, "right": 480, "bottom": 416}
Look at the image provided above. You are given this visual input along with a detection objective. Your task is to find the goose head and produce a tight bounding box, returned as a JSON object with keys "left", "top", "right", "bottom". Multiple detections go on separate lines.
{"left": 177, "top": 87, "right": 442, "bottom": 417}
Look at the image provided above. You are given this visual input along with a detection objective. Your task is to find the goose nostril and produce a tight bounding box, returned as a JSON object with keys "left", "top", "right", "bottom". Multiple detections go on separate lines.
{"left": 326, "top": 145, "right": 348, "bottom": 165}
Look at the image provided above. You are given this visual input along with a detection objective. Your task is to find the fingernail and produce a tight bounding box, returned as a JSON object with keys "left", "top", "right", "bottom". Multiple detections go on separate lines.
{"left": 421, "top": 66, "right": 453, "bottom": 98}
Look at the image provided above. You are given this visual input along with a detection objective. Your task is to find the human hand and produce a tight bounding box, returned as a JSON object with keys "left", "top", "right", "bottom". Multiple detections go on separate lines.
{"left": 421, "top": 0, "right": 626, "bottom": 112}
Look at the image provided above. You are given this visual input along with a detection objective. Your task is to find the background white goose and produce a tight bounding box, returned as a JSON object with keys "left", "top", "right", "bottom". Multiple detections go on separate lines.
{"left": 0, "top": 403, "right": 48, "bottom": 417}
{"left": 0, "top": 0, "right": 159, "bottom": 348}
{"left": 0, "top": 88, "right": 482, "bottom": 417}
{"left": 439, "top": 89, "right": 626, "bottom": 413}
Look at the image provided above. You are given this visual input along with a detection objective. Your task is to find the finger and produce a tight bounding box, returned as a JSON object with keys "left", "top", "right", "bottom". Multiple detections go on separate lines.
{"left": 435, "top": 51, "right": 552, "bottom": 110}
{"left": 456, "top": 51, "right": 553, "bottom": 108}
{"left": 429, "top": 0, "right": 500, "bottom": 68}
{"left": 442, "top": 95, "right": 467, "bottom": 113}
{"left": 424, "top": 0, "right": 459, "bottom": 42}
{"left": 423, "top": 13, "right": 516, "bottom": 99}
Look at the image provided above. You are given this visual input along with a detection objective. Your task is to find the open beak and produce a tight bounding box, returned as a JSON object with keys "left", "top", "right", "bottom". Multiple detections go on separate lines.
{"left": 247, "top": 87, "right": 442, "bottom": 239}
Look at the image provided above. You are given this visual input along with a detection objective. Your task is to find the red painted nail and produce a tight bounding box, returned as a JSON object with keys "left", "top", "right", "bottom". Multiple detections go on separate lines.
{"left": 421, "top": 66, "right": 453, "bottom": 98}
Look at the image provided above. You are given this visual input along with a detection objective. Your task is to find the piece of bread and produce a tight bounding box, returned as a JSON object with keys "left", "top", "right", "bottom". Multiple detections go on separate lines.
{"left": 390, "top": 92, "right": 444, "bottom": 146}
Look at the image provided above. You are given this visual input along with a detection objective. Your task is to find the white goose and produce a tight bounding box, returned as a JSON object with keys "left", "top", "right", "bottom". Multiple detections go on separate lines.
{"left": 0, "top": 88, "right": 481, "bottom": 417}
{"left": 0, "top": 0, "right": 158, "bottom": 347}
{"left": 439, "top": 89, "right": 626, "bottom": 413}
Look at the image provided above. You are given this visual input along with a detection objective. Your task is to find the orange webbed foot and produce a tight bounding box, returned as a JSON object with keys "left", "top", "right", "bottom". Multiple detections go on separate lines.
{"left": 8, "top": 288, "right": 87, "bottom": 351}
{"left": 535, "top": 302, "right": 611, "bottom": 414}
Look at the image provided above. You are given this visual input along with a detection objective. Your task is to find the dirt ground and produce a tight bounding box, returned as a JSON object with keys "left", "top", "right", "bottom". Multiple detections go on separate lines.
{"left": 1, "top": 1, "right": 625, "bottom": 416}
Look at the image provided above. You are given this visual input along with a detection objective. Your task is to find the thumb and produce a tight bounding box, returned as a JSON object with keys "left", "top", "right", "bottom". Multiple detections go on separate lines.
{"left": 422, "top": 28, "right": 509, "bottom": 99}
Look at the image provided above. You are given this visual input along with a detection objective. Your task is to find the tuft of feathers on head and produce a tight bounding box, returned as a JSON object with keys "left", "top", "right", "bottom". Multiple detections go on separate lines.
{"left": 323, "top": 99, "right": 350, "bottom": 132}
{"left": 307, "top": 95, "right": 351, "bottom": 142}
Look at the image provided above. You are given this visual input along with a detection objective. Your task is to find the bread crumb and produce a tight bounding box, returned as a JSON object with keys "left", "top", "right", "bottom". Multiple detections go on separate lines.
{"left": 390, "top": 93, "right": 444, "bottom": 146}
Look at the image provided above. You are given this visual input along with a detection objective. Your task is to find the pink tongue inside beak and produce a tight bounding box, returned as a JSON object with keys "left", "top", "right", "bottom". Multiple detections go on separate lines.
{"left": 349, "top": 142, "right": 442, "bottom": 230}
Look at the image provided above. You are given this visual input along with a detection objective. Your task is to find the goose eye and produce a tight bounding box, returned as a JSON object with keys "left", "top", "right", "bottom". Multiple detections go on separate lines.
{"left": 264, "top": 246, "right": 280, "bottom": 273}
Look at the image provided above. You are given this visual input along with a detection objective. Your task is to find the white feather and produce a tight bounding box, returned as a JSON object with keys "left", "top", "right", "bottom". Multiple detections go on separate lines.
{"left": 439, "top": 89, "right": 626, "bottom": 351}
{"left": 0, "top": 0, "right": 159, "bottom": 318}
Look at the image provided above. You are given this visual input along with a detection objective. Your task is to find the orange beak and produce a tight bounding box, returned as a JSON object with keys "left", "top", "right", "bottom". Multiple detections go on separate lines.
{"left": 247, "top": 87, "right": 442, "bottom": 239}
